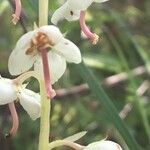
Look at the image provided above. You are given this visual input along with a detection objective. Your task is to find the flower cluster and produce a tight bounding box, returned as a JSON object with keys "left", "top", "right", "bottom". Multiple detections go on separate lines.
{"left": 0, "top": 0, "right": 123, "bottom": 150}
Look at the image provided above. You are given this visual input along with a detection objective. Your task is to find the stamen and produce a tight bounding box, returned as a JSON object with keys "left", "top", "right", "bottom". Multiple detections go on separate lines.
{"left": 5, "top": 102, "right": 19, "bottom": 138}
{"left": 79, "top": 11, "right": 99, "bottom": 45}
{"left": 40, "top": 48, "right": 56, "bottom": 99}
{"left": 12, "top": 0, "right": 22, "bottom": 25}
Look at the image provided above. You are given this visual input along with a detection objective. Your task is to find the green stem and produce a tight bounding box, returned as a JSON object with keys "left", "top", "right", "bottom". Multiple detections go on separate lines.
{"left": 38, "top": 80, "right": 51, "bottom": 150}
{"left": 38, "top": 0, "right": 50, "bottom": 150}
{"left": 13, "top": 71, "right": 40, "bottom": 85}
{"left": 39, "top": 0, "right": 48, "bottom": 26}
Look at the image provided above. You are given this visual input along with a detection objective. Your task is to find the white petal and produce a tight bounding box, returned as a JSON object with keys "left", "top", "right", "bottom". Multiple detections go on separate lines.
{"left": 15, "top": 31, "right": 35, "bottom": 50}
{"left": 48, "top": 52, "right": 66, "bottom": 84}
{"left": 84, "top": 140, "right": 122, "bottom": 150}
{"left": 0, "top": 77, "right": 17, "bottom": 105}
{"left": 18, "top": 88, "right": 41, "bottom": 120}
{"left": 38, "top": 25, "right": 63, "bottom": 44}
{"left": 51, "top": 2, "right": 80, "bottom": 25}
{"left": 94, "top": 0, "right": 109, "bottom": 3}
{"left": 68, "top": 0, "right": 94, "bottom": 10}
{"left": 54, "top": 38, "right": 81, "bottom": 64}
{"left": 34, "top": 51, "right": 66, "bottom": 84}
{"left": 8, "top": 31, "right": 37, "bottom": 75}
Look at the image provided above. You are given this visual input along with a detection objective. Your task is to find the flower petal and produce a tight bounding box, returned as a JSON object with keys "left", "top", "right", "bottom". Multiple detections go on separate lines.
{"left": 54, "top": 38, "right": 81, "bottom": 64}
{"left": 38, "top": 25, "right": 63, "bottom": 44}
{"left": 8, "top": 31, "right": 37, "bottom": 75}
{"left": 84, "top": 140, "right": 122, "bottom": 150}
{"left": 51, "top": 2, "right": 80, "bottom": 25}
{"left": 68, "top": 0, "right": 93, "bottom": 10}
{"left": 0, "top": 77, "right": 17, "bottom": 105}
{"left": 14, "top": 31, "right": 35, "bottom": 52}
{"left": 18, "top": 88, "right": 41, "bottom": 120}
{"left": 48, "top": 51, "right": 66, "bottom": 84}
{"left": 34, "top": 51, "right": 66, "bottom": 84}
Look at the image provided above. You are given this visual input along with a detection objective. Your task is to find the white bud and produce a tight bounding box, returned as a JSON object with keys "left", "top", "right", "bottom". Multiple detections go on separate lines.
{"left": 84, "top": 140, "right": 122, "bottom": 150}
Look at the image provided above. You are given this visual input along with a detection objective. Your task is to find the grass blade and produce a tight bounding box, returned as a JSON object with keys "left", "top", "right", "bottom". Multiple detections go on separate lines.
{"left": 76, "top": 62, "right": 140, "bottom": 150}
{"left": 109, "top": 9, "right": 150, "bottom": 74}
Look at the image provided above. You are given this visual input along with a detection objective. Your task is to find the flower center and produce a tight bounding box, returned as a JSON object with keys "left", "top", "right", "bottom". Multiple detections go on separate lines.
{"left": 26, "top": 32, "right": 54, "bottom": 55}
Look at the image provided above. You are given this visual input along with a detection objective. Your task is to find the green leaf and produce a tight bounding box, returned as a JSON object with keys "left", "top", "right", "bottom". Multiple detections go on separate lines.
{"left": 76, "top": 62, "right": 140, "bottom": 150}
{"left": 110, "top": 9, "right": 150, "bottom": 74}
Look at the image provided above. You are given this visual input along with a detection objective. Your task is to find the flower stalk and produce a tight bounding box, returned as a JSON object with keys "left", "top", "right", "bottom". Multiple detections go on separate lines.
{"left": 38, "top": 80, "right": 50, "bottom": 150}
{"left": 13, "top": 71, "right": 40, "bottom": 85}
{"left": 38, "top": 0, "right": 51, "bottom": 150}
{"left": 39, "top": 0, "right": 49, "bottom": 27}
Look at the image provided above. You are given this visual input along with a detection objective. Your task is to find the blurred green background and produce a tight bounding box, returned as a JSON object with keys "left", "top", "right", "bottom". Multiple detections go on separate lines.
{"left": 0, "top": 0, "right": 150, "bottom": 149}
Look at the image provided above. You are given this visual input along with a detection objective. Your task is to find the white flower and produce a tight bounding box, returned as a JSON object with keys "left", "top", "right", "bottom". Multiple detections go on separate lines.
{"left": 0, "top": 77, "right": 41, "bottom": 120}
{"left": 51, "top": 0, "right": 109, "bottom": 25}
{"left": 84, "top": 140, "right": 122, "bottom": 150}
{"left": 0, "top": 76, "right": 17, "bottom": 105}
{"left": 51, "top": 2, "right": 80, "bottom": 25}
{"left": 8, "top": 25, "right": 81, "bottom": 84}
